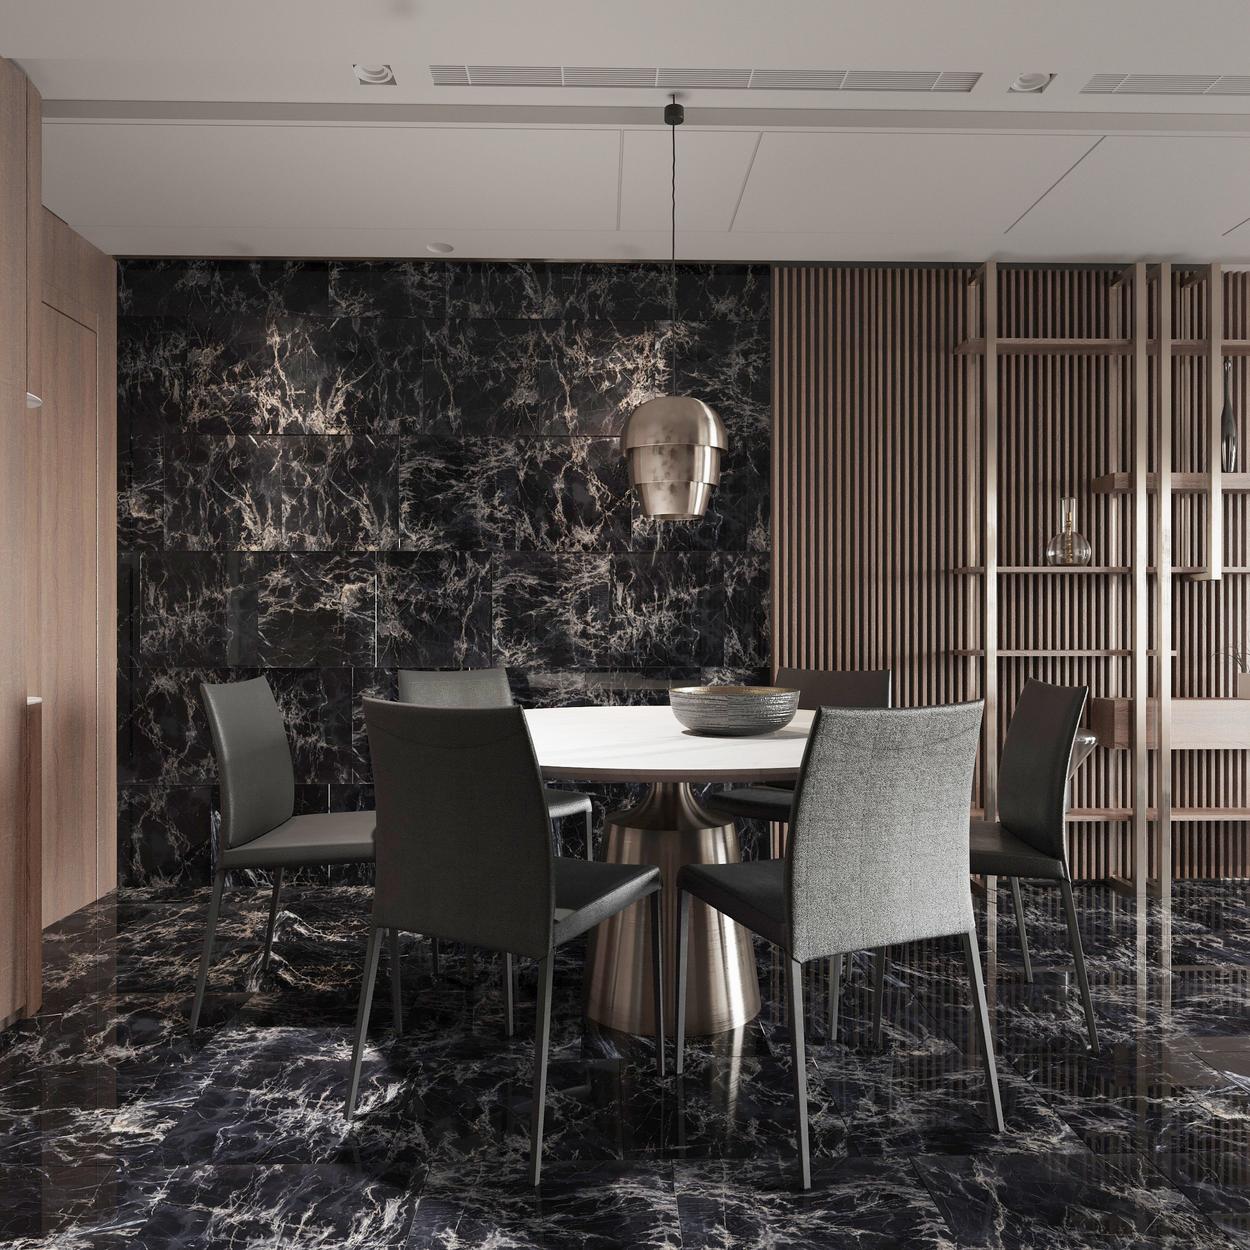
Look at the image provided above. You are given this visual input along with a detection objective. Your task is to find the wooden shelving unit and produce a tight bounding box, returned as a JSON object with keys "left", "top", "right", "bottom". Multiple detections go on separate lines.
{"left": 1091, "top": 471, "right": 1250, "bottom": 494}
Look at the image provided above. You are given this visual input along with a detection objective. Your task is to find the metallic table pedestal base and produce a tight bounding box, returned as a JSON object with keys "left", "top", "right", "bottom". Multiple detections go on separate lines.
{"left": 585, "top": 782, "right": 762, "bottom": 1037}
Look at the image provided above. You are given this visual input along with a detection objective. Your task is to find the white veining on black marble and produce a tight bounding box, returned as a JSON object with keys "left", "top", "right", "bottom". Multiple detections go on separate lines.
{"left": 118, "top": 260, "right": 771, "bottom": 889}
{"left": 5, "top": 882, "right": 1250, "bottom": 1247}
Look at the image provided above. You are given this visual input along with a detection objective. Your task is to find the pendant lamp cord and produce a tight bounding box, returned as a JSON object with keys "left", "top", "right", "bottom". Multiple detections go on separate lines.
{"left": 669, "top": 93, "right": 678, "bottom": 384}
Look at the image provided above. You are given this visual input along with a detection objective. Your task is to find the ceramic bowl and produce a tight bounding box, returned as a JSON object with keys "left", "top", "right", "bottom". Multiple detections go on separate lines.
{"left": 669, "top": 685, "right": 800, "bottom": 737}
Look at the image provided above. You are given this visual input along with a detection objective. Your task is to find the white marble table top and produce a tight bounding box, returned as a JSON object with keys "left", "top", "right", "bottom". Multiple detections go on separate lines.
{"left": 524, "top": 704, "right": 815, "bottom": 783}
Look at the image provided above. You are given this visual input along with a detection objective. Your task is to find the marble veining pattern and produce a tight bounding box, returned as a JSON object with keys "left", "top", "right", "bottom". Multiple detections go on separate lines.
{"left": 118, "top": 260, "right": 770, "bottom": 888}
{"left": 3, "top": 882, "right": 1249, "bottom": 1246}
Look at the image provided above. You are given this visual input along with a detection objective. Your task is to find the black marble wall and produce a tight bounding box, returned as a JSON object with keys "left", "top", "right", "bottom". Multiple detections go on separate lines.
{"left": 117, "top": 260, "right": 770, "bottom": 887}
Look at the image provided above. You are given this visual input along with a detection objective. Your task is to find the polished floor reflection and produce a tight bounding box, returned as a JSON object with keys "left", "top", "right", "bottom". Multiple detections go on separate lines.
{"left": 2, "top": 881, "right": 1249, "bottom": 1247}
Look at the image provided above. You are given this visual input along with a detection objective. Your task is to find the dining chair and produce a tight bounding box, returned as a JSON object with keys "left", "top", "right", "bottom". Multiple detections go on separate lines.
{"left": 705, "top": 666, "right": 893, "bottom": 826}
{"left": 191, "top": 676, "right": 378, "bottom": 1031}
{"left": 675, "top": 700, "right": 998, "bottom": 1190}
{"left": 705, "top": 666, "right": 893, "bottom": 1041}
{"left": 398, "top": 667, "right": 595, "bottom": 859}
{"left": 346, "top": 698, "right": 664, "bottom": 1186}
{"left": 968, "top": 678, "right": 1098, "bottom": 1053}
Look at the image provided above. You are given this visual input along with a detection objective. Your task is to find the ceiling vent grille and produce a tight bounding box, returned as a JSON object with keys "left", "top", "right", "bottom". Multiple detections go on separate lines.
{"left": 1084, "top": 72, "right": 1250, "bottom": 96}
{"left": 428, "top": 65, "right": 981, "bottom": 92}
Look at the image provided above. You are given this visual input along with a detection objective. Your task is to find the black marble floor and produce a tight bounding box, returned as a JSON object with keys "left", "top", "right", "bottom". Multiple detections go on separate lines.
{"left": 3, "top": 881, "right": 1250, "bottom": 1248}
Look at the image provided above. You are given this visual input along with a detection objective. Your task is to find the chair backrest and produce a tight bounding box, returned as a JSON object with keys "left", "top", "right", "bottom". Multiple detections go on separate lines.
{"left": 998, "top": 679, "right": 1088, "bottom": 863}
{"left": 397, "top": 667, "right": 513, "bottom": 709}
{"left": 775, "top": 666, "right": 893, "bottom": 711}
{"left": 785, "top": 701, "right": 983, "bottom": 962}
{"left": 364, "top": 698, "right": 554, "bottom": 959}
{"left": 200, "top": 676, "right": 295, "bottom": 849}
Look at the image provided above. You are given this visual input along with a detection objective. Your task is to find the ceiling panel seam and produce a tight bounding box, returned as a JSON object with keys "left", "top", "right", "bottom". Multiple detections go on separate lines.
{"left": 1002, "top": 135, "right": 1105, "bottom": 234}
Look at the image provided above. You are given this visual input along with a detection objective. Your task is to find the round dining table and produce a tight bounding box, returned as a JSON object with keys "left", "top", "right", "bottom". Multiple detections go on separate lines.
{"left": 523, "top": 704, "right": 815, "bottom": 1038}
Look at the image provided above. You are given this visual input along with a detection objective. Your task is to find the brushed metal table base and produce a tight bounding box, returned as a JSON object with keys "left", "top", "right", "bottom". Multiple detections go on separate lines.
{"left": 585, "top": 782, "right": 762, "bottom": 1037}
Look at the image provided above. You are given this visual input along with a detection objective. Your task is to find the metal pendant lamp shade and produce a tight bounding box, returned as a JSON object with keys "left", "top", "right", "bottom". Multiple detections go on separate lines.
{"left": 623, "top": 97, "right": 727, "bottom": 521}
{"left": 621, "top": 396, "right": 727, "bottom": 519}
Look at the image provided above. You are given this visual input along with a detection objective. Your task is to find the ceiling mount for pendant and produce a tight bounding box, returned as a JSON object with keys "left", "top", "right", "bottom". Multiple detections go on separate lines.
{"left": 619, "top": 95, "right": 726, "bottom": 522}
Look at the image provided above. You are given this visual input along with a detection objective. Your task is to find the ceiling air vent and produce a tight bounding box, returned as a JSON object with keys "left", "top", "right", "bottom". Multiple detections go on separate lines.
{"left": 563, "top": 67, "right": 658, "bottom": 87}
{"left": 465, "top": 65, "right": 563, "bottom": 86}
{"left": 430, "top": 65, "right": 471, "bottom": 86}
{"left": 428, "top": 65, "right": 982, "bottom": 93}
{"left": 657, "top": 67, "right": 752, "bottom": 89}
{"left": 748, "top": 69, "right": 847, "bottom": 89}
{"left": 1083, "top": 72, "right": 1250, "bottom": 96}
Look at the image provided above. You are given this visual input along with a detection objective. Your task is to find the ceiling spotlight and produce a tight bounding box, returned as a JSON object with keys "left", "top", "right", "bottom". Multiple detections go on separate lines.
{"left": 426, "top": 242, "right": 455, "bottom": 255}
{"left": 353, "top": 64, "right": 397, "bottom": 86}
{"left": 1009, "top": 72, "right": 1054, "bottom": 94}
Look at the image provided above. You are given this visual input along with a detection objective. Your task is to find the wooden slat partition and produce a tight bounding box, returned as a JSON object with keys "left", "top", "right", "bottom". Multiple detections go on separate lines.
{"left": 772, "top": 263, "right": 1250, "bottom": 880}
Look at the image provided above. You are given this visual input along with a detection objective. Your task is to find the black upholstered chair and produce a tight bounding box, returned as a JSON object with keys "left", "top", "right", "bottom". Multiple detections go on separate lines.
{"left": 191, "top": 676, "right": 377, "bottom": 1031}
{"left": 969, "top": 679, "right": 1098, "bottom": 1053}
{"left": 705, "top": 667, "right": 893, "bottom": 825}
{"left": 398, "top": 668, "right": 595, "bottom": 859}
{"left": 346, "top": 698, "right": 664, "bottom": 1186}
{"left": 675, "top": 701, "right": 999, "bottom": 1190}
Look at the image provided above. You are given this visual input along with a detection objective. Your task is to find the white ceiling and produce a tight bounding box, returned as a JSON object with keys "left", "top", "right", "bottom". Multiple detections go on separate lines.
{"left": 9, "top": 0, "right": 1250, "bottom": 261}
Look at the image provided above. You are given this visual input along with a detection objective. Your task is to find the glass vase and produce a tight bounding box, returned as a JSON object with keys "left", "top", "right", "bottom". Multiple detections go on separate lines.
{"left": 1044, "top": 497, "right": 1092, "bottom": 567}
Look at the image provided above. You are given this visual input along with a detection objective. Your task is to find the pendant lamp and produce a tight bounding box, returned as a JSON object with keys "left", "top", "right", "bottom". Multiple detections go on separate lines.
{"left": 620, "top": 98, "right": 727, "bottom": 520}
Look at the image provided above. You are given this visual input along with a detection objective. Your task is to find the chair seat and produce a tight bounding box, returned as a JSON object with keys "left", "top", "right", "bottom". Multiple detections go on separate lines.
{"left": 677, "top": 859, "right": 788, "bottom": 948}
{"left": 553, "top": 858, "right": 660, "bottom": 944}
{"left": 705, "top": 785, "right": 795, "bottom": 823}
{"left": 544, "top": 786, "right": 592, "bottom": 820}
{"left": 221, "top": 810, "right": 376, "bottom": 868}
{"left": 969, "top": 820, "right": 1064, "bottom": 880}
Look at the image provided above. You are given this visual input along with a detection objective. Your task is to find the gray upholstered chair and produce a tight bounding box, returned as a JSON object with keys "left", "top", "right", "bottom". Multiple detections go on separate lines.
{"left": 706, "top": 667, "right": 893, "bottom": 1041}
{"left": 191, "top": 676, "right": 377, "bottom": 1031}
{"left": 705, "top": 667, "right": 892, "bottom": 825}
{"left": 969, "top": 679, "right": 1098, "bottom": 1053}
{"left": 675, "top": 701, "right": 999, "bottom": 1190}
{"left": 398, "top": 668, "right": 595, "bottom": 858}
{"left": 346, "top": 698, "right": 664, "bottom": 1187}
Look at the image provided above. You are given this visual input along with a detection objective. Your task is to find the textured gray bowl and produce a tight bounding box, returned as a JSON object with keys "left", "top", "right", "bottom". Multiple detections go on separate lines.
{"left": 669, "top": 685, "right": 800, "bottom": 737}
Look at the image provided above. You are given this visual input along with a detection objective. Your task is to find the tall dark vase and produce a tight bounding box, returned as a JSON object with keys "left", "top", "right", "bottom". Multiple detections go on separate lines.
{"left": 1222, "top": 358, "right": 1238, "bottom": 474}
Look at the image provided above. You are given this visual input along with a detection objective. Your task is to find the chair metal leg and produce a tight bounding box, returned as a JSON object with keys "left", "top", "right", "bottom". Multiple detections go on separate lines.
{"left": 1009, "top": 876, "right": 1033, "bottom": 984}
{"left": 390, "top": 928, "right": 403, "bottom": 1036}
{"left": 870, "top": 948, "right": 886, "bottom": 1048}
{"left": 503, "top": 952, "right": 515, "bottom": 1038}
{"left": 528, "top": 955, "right": 555, "bottom": 1187}
{"left": 827, "top": 953, "right": 843, "bottom": 1042}
{"left": 1059, "top": 873, "right": 1100, "bottom": 1055}
{"left": 190, "top": 866, "right": 226, "bottom": 1032}
{"left": 260, "top": 867, "right": 283, "bottom": 975}
{"left": 345, "top": 925, "right": 384, "bottom": 1119}
{"left": 961, "top": 926, "right": 1005, "bottom": 1132}
{"left": 674, "top": 887, "right": 691, "bottom": 1076}
{"left": 649, "top": 890, "right": 666, "bottom": 1075}
{"left": 584, "top": 808, "right": 594, "bottom": 861}
{"left": 785, "top": 956, "right": 811, "bottom": 1190}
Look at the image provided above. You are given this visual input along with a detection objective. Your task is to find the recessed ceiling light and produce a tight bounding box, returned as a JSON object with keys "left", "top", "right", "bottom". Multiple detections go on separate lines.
{"left": 426, "top": 242, "right": 455, "bottom": 255}
{"left": 1009, "top": 72, "right": 1054, "bottom": 94}
{"left": 354, "top": 64, "right": 397, "bottom": 86}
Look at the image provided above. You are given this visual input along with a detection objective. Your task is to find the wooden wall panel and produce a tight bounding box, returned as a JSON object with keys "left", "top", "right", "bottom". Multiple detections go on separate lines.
{"left": 0, "top": 58, "right": 33, "bottom": 1024}
{"left": 40, "top": 210, "right": 118, "bottom": 918}
{"left": 773, "top": 263, "right": 1250, "bottom": 880}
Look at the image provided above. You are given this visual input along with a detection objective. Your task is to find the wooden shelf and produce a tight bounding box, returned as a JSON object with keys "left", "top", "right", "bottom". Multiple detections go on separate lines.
{"left": 1090, "top": 471, "right": 1250, "bottom": 494}
{"left": 1157, "top": 339, "right": 1250, "bottom": 356}
{"left": 956, "top": 337, "right": 1132, "bottom": 356}
{"left": 1089, "top": 697, "right": 1250, "bottom": 750}
{"left": 953, "top": 565, "right": 1250, "bottom": 575}
{"left": 952, "top": 648, "right": 1130, "bottom": 657}
{"left": 952, "top": 566, "right": 1129, "bottom": 575}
